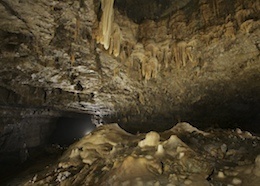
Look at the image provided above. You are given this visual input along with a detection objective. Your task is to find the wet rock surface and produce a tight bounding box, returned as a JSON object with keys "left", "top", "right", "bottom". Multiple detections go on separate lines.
{"left": 5, "top": 123, "right": 259, "bottom": 186}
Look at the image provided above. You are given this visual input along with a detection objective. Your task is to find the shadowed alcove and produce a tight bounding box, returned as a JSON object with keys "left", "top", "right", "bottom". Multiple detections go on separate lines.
{"left": 49, "top": 115, "right": 96, "bottom": 146}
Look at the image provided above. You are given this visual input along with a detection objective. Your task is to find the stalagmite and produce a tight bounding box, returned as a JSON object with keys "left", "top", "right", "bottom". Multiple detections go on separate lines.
{"left": 138, "top": 131, "right": 160, "bottom": 148}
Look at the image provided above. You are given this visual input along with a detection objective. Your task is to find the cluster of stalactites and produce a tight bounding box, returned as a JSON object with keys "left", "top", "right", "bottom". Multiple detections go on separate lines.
{"left": 96, "top": 0, "right": 121, "bottom": 57}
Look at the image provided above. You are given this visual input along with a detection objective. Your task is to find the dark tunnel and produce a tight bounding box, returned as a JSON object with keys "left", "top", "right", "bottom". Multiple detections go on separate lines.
{"left": 49, "top": 115, "right": 96, "bottom": 146}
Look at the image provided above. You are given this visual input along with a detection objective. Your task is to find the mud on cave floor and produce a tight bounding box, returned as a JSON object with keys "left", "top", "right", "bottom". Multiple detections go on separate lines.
{"left": 2, "top": 122, "right": 260, "bottom": 186}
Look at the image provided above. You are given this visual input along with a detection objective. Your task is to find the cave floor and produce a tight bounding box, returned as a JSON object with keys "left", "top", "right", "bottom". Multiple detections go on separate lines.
{"left": 3, "top": 123, "right": 260, "bottom": 186}
{"left": 0, "top": 146, "right": 64, "bottom": 185}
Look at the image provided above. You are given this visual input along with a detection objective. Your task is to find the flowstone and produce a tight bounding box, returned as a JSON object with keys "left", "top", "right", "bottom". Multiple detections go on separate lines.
{"left": 18, "top": 122, "right": 260, "bottom": 186}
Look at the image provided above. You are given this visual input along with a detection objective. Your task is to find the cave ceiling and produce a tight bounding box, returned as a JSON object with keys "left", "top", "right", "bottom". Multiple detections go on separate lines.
{"left": 0, "top": 0, "right": 259, "bottom": 132}
{"left": 114, "top": 0, "right": 192, "bottom": 23}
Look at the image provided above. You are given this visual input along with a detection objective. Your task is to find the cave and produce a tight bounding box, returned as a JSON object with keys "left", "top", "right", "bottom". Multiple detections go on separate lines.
{"left": 0, "top": 0, "right": 259, "bottom": 185}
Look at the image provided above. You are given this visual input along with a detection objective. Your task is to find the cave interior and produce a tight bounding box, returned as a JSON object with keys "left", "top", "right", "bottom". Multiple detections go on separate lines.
{"left": 0, "top": 0, "right": 259, "bottom": 185}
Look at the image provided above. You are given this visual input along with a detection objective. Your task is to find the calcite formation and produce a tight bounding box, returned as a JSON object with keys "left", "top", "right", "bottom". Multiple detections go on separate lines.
{"left": 96, "top": 0, "right": 115, "bottom": 50}
{"left": 19, "top": 123, "right": 260, "bottom": 186}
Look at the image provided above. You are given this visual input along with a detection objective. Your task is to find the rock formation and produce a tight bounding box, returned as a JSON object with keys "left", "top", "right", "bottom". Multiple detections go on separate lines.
{"left": 15, "top": 123, "right": 260, "bottom": 186}
{"left": 0, "top": 0, "right": 259, "bottom": 184}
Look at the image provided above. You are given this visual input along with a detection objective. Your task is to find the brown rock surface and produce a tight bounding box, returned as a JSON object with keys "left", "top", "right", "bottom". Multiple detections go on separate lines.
{"left": 0, "top": 0, "right": 259, "bottom": 165}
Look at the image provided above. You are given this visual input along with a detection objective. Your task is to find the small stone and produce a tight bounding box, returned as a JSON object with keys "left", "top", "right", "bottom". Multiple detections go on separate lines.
{"left": 225, "top": 170, "right": 238, "bottom": 176}
{"left": 169, "top": 174, "right": 177, "bottom": 181}
{"left": 145, "top": 155, "right": 154, "bottom": 160}
{"left": 221, "top": 144, "right": 228, "bottom": 153}
{"left": 38, "top": 180, "right": 45, "bottom": 185}
{"left": 217, "top": 171, "right": 225, "bottom": 178}
{"left": 102, "top": 166, "right": 109, "bottom": 171}
{"left": 31, "top": 174, "right": 37, "bottom": 183}
{"left": 232, "top": 178, "right": 242, "bottom": 185}
{"left": 244, "top": 131, "right": 252, "bottom": 137}
{"left": 179, "top": 152, "right": 185, "bottom": 159}
{"left": 56, "top": 171, "right": 71, "bottom": 182}
{"left": 236, "top": 128, "right": 242, "bottom": 134}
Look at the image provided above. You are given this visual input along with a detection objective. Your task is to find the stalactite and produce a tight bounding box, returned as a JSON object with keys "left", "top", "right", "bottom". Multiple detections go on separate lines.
{"left": 150, "top": 56, "right": 160, "bottom": 79}
{"left": 165, "top": 51, "right": 172, "bottom": 69}
{"left": 138, "top": 92, "right": 145, "bottom": 105}
{"left": 95, "top": 0, "right": 124, "bottom": 57}
{"left": 156, "top": 50, "right": 164, "bottom": 67}
{"left": 96, "top": 0, "right": 115, "bottom": 50}
{"left": 74, "top": 17, "right": 80, "bottom": 41}
{"left": 200, "top": 2, "right": 212, "bottom": 25}
{"left": 186, "top": 46, "right": 194, "bottom": 64}
{"left": 169, "top": 10, "right": 187, "bottom": 40}
{"left": 185, "top": 41, "right": 197, "bottom": 66}
{"left": 212, "top": 0, "right": 221, "bottom": 17}
{"left": 173, "top": 41, "right": 188, "bottom": 68}
{"left": 113, "top": 66, "right": 120, "bottom": 77}
{"left": 70, "top": 52, "right": 75, "bottom": 64}
{"left": 119, "top": 50, "right": 126, "bottom": 62}
{"left": 145, "top": 40, "right": 159, "bottom": 58}
{"left": 212, "top": 0, "right": 217, "bottom": 17}
{"left": 127, "top": 44, "right": 147, "bottom": 69}
{"left": 144, "top": 42, "right": 154, "bottom": 56}
{"left": 126, "top": 55, "right": 134, "bottom": 68}
{"left": 172, "top": 39, "right": 198, "bottom": 68}
{"left": 175, "top": 22, "right": 187, "bottom": 39}
{"left": 159, "top": 40, "right": 171, "bottom": 69}
{"left": 141, "top": 56, "right": 159, "bottom": 81}
{"left": 109, "top": 23, "right": 122, "bottom": 57}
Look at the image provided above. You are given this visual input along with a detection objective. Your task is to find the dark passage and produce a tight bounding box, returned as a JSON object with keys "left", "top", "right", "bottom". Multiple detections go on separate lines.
{"left": 0, "top": 114, "right": 96, "bottom": 185}
{"left": 49, "top": 115, "right": 96, "bottom": 146}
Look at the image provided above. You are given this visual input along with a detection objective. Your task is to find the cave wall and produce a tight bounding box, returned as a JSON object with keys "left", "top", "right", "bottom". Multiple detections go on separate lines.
{"left": 0, "top": 0, "right": 259, "bottom": 133}
{"left": 0, "top": 106, "right": 59, "bottom": 153}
